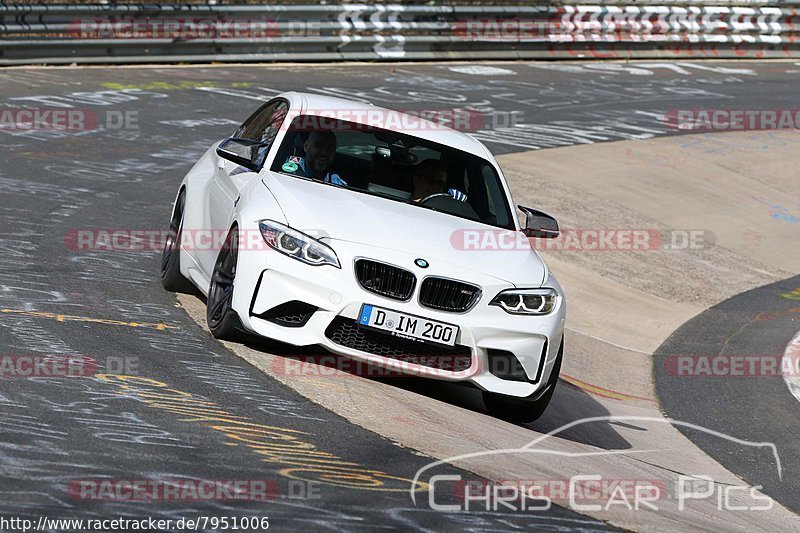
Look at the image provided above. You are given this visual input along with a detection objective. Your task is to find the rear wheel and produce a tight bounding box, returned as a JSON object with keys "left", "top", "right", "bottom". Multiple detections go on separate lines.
{"left": 160, "top": 189, "right": 194, "bottom": 293}
{"left": 483, "top": 337, "right": 564, "bottom": 423}
{"left": 206, "top": 227, "right": 244, "bottom": 340}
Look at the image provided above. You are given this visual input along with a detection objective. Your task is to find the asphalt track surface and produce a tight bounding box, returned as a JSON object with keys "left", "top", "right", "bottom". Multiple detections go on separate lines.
{"left": 0, "top": 61, "right": 798, "bottom": 531}
{"left": 655, "top": 274, "right": 800, "bottom": 514}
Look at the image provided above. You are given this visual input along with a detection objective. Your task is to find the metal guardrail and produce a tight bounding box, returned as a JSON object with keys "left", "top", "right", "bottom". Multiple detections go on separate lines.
{"left": 1, "top": 3, "right": 799, "bottom": 65}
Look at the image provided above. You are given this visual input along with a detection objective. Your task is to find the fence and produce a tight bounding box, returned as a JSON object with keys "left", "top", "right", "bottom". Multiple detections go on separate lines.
{"left": 1, "top": 2, "right": 798, "bottom": 65}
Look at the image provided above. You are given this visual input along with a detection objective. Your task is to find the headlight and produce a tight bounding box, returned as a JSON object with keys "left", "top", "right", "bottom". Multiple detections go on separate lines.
{"left": 258, "top": 220, "right": 340, "bottom": 268}
{"left": 490, "top": 288, "right": 558, "bottom": 315}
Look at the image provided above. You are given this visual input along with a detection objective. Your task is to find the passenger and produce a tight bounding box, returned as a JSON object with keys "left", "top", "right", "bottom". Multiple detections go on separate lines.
{"left": 284, "top": 131, "right": 347, "bottom": 186}
{"left": 411, "top": 159, "right": 467, "bottom": 203}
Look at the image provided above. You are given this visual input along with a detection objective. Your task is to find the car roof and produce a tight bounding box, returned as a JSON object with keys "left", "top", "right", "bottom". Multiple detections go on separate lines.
{"left": 279, "top": 91, "right": 493, "bottom": 160}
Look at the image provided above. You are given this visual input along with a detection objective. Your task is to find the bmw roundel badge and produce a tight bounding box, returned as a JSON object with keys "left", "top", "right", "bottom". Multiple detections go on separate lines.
{"left": 414, "top": 258, "right": 429, "bottom": 269}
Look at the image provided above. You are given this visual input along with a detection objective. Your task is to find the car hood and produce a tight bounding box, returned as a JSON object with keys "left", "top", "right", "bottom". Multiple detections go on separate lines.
{"left": 262, "top": 173, "right": 546, "bottom": 286}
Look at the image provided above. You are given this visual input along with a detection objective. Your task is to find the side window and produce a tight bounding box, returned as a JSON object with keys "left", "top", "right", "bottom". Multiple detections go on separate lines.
{"left": 481, "top": 164, "right": 511, "bottom": 228}
{"left": 236, "top": 100, "right": 289, "bottom": 145}
{"left": 234, "top": 100, "right": 289, "bottom": 169}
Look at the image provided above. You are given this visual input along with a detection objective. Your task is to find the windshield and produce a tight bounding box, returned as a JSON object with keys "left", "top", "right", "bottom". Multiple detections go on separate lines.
{"left": 269, "top": 116, "right": 514, "bottom": 229}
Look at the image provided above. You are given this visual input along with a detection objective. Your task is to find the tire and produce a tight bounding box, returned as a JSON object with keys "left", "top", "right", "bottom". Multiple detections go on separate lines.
{"left": 483, "top": 337, "right": 564, "bottom": 423}
{"left": 160, "top": 189, "right": 194, "bottom": 293}
{"left": 206, "top": 226, "right": 244, "bottom": 341}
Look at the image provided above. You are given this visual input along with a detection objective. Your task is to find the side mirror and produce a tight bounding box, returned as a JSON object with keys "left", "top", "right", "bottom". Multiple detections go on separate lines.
{"left": 519, "top": 205, "right": 559, "bottom": 239}
{"left": 216, "top": 137, "right": 269, "bottom": 172}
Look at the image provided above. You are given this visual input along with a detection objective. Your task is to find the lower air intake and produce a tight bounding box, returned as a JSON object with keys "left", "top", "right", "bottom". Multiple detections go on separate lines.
{"left": 325, "top": 316, "right": 471, "bottom": 372}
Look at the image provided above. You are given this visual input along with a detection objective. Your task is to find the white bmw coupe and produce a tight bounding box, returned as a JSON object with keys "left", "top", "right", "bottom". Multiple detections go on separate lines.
{"left": 161, "top": 92, "right": 566, "bottom": 422}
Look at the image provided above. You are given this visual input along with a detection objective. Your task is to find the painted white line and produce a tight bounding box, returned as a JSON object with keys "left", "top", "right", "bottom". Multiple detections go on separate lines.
{"left": 565, "top": 326, "right": 652, "bottom": 355}
{"left": 781, "top": 330, "right": 800, "bottom": 405}
{"left": 448, "top": 65, "right": 517, "bottom": 76}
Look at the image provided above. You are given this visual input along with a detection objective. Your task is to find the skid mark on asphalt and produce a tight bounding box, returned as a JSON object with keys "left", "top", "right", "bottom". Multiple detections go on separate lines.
{"left": 561, "top": 374, "right": 656, "bottom": 403}
{"left": 754, "top": 307, "right": 800, "bottom": 322}
{"left": 0, "top": 308, "right": 179, "bottom": 331}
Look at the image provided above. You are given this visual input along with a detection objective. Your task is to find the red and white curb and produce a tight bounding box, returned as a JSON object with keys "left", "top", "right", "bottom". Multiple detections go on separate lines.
{"left": 782, "top": 330, "right": 800, "bottom": 404}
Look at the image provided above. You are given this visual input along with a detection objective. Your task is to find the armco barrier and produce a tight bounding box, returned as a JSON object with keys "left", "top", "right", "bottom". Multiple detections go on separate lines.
{"left": 1, "top": 2, "right": 799, "bottom": 65}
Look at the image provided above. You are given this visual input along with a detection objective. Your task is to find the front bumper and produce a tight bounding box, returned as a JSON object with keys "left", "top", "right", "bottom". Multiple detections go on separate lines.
{"left": 233, "top": 240, "right": 566, "bottom": 398}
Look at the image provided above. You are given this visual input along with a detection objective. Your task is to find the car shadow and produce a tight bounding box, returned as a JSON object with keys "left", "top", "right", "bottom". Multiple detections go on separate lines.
{"left": 240, "top": 333, "right": 631, "bottom": 451}
{"left": 386, "top": 374, "right": 631, "bottom": 450}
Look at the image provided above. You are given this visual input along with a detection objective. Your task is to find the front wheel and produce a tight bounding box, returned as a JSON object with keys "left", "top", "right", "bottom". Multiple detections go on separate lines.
{"left": 160, "top": 189, "right": 194, "bottom": 293}
{"left": 206, "top": 227, "right": 244, "bottom": 340}
{"left": 483, "top": 337, "right": 564, "bottom": 423}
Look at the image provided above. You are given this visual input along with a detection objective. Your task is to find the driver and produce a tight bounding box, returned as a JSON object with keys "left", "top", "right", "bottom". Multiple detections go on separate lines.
{"left": 411, "top": 159, "right": 467, "bottom": 203}
{"left": 284, "top": 130, "right": 347, "bottom": 186}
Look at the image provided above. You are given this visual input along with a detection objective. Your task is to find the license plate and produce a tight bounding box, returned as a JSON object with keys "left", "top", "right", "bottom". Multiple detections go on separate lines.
{"left": 357, "top": 304, "right": 459, "bottom": 347}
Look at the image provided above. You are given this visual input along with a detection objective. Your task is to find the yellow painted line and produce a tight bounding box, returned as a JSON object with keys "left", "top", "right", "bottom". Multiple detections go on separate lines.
{"left": 97, "top": 374, "right": 429, "bottom": 493}
{"left": 781, "top": 288, "right": 800, "bottom": 301}
{"left": 0, "top": 308, "right": 179, "bottom": 331}
{"left": 561, "top": 373, "right": 655, "bottom": 403}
